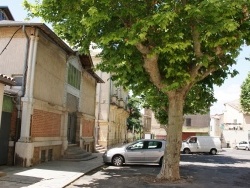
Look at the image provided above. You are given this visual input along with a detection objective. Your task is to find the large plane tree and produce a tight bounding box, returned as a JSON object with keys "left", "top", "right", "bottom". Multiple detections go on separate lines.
{"left": 24, "top": 0, "right": 250, "bottom": 181}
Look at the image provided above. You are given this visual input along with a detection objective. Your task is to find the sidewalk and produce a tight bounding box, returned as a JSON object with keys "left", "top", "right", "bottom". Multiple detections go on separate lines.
{"left": 0, "top": 153, "right": 104, "bottom": 188}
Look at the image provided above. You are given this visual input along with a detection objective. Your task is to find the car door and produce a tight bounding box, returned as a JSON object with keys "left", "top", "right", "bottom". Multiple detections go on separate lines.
{"left": 144, "top": 141, "right": 163, "bottom": 163}
{"left": 188, "top": 137, "right": 199, "bottom": 152}
{"left": 125, "top": 141, "right": 145, "bottom": 163}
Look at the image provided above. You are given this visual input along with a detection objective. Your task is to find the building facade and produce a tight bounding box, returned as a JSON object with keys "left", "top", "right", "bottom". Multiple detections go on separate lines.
{"left": 143, "top": 109, "right": 210, "bottom": 140}
{"left": 210, "top": 100, "right": 250, "bottom": 148}
{"left": 91, "top": 49, "right": 129, "bottom": 149}
{"left": 0, "top": 7, "right": 101, "bottom": 166}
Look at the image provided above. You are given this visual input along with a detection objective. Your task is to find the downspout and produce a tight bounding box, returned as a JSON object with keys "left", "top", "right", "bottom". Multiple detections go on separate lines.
{"left": 107, "top": 76, "right": 111, "bottom": 148}
{"left": 28, "top": 28, "right": 39, "bottom": 99}
{"left": 13, "top": 25, "right": 30, "bottom": 165}
{"left": 97, "top": 72, "right": 102, "bottom": 145}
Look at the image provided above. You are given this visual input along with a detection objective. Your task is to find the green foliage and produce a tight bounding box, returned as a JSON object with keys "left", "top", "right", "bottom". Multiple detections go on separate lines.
{"left": 24, "top": 0, "right": 250, "bottom": 130}
{"left": 240, "top": 72, "right": 250, "bottom": 113}
{"left": 127, "top": 96, "right": 142, "bottom": 132}
{"left": 24, "top": 1, "right": 250, "bottom": 89}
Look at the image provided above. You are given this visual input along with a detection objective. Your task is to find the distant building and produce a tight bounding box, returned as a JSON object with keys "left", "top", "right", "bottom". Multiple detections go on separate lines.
{"left": 143, "top": 109, "right": 210, "bottom": 140}
{"left": 210, "top": 100, "right": 250, "bottom": 148}
{"left": 91, "top": 49, "right": 129, "bottom": 149}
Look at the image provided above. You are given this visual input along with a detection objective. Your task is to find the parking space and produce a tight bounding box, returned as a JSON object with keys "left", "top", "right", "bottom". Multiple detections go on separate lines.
{"left": 67, "top": 149, "right": 250, "bottom": 188}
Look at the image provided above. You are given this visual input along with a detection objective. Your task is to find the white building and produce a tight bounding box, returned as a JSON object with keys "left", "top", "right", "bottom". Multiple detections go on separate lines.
{"left": 210, "top": 100, "right": 250, "bottom": 148}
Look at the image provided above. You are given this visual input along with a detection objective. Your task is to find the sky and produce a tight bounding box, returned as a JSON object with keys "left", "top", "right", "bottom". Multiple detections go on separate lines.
{"left": 2, "top": 0, "right": 250, "bottom": 115}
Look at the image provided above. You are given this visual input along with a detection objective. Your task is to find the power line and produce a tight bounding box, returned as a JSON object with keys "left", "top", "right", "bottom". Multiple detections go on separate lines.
{"left": 0, "top": 26, "right": 22, "bottom": 56}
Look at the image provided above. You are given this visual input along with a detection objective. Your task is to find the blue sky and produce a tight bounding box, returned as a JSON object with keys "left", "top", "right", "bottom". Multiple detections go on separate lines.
{"left": 2, "top": 0, "right": 250, "bottom": 115}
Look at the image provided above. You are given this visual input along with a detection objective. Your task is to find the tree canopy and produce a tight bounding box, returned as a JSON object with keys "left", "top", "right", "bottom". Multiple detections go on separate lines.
{"left": 241, "top": 72, "right": 250, "bottom": 112}
{"left": 24, "top": 0, "right": 250, "bottom": 181}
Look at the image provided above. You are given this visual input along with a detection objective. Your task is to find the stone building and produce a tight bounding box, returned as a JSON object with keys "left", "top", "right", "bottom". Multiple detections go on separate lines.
{"left": 91, "top": 49, "right": 129, "bottom": 149}
{"left": 0, "top": 7, "right": 102, "bottom": 166}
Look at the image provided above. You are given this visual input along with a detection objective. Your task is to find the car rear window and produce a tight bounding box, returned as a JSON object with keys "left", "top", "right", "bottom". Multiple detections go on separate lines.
{"left": 147, "top": 141, "right": 162, "bottom": 149}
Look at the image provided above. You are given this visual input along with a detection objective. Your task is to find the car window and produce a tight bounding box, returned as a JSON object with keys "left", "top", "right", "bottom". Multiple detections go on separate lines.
{"left": 189, "top": 137, "right": 197, "bottom": 143}
{"left": 129, "top": 141, "right": 144, "bottom": 149}
{"left": 146, "top": 141, "right": 162, "bottom": 149}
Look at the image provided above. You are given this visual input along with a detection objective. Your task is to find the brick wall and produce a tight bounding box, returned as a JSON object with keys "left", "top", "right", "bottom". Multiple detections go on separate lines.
{"left": 31, "top": 109, "right": 61, "bottom": 137}
{"left": 82, "top": 119, "right": 94, "bottom": 137}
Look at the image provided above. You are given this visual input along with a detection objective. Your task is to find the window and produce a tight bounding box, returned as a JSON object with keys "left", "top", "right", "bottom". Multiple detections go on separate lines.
{"left": 130, "top": 141, "right": 144, "bottom": 149}
{"left": 48, "top": 149, "right": 53, "bottom": 161}
{"left": 41, "top": 150, "right": 46, "bottom": 163}
{"left": 147, "top": 141, "right": 162, "bottom": 149}
{"left": 0, "top": 10, "right": 7, "bottom": 21}
{"left": 12, "top": 75, "right": 23, "bottom": 86}
{"left": 186, "top": 118, "right": 191, "bottom": 126}
{"left": 68, "top": 64, "right": 81, "bottom": 89}
{"left": 189, "top": 137, "right": 197, "bottom": 143}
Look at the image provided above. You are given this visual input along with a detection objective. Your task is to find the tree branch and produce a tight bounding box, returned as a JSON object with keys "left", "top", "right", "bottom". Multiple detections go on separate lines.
{"left": 191, "top": 24, "right": 203, "bottom": 58}
{"left": 136, "top": 43, "right": 164, "bottom": 90}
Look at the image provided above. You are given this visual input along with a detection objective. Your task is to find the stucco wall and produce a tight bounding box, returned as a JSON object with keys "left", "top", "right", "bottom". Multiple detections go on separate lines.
{"left": 81, "top": 72, "right": 96, "bottom": 116}
{"left": 33, "top": 32, "right": 67, "bottom": 106}
{"left": 224, "top": 105, "right": 244, "bottom": 124}
{"left": 184, "top": 114, "right": 210, "bottom": 127}
{"left": 0, "top": 27, "right": 27, "bottom": 76}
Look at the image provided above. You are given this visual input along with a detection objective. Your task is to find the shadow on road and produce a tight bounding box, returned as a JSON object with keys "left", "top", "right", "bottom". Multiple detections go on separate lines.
{"left": 67, "top": 153, "right": 250, "bottom": 188}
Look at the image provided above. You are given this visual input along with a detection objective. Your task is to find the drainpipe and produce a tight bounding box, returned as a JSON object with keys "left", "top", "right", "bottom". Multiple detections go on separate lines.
{"left": 96, "top": 72, "right": 102, "bottom": 145}
{"left": 19, "top": 28, "right": 39, "bottom": 142}
{"left": 107, "top": 76, "right": 112, "bottom": 148}
{"left": 12, "top": 25, "right": 30, "bottom": 165}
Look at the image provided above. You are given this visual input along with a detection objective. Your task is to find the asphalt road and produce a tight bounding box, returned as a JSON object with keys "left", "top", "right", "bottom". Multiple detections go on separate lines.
{"left": 66, "top": 148, "right": 250, "bottom": 188}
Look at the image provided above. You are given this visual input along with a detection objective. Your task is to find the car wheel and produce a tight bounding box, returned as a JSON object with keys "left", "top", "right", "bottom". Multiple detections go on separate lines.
{"left": 112, "top": 155, "right": 124, "bottom": 166}
{"left": 246, "top": 147, "right": 249, "bottom": 150}
{"left": 235, "top": 146, "right": 238, "bottom": 150}
{"left": 210, "top": 149, "right": 217, "bottom": 155}
{"left": 183, "top": 148, "right": 190, "bottom": 154}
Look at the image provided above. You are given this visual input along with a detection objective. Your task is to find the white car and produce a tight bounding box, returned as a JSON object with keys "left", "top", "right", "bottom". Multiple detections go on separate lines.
{"left": 235, "top": 141, "right": 250, "bottom": 150}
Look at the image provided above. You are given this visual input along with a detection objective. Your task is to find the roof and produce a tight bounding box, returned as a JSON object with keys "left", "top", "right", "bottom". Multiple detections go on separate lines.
{"left": 78, "top": 54, "right": 104, "bottom": 83}
{"left": 0, "top": 21, "right": 74, "bottom": 55}
{"left": 0, "top": 74, "right": 15, "bottom": 86}
{"left": 0, "top": 20, "right": 103, "bottom": 83}
{"left": 0, "top": 6, "right": 14, "bottom": 20}
{"left": 225, "top": 99, "right": 242, "bottom": 112}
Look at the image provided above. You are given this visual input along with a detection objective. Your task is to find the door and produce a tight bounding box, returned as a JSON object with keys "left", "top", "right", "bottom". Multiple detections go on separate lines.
{"left": 0, "top": 112, "right": 11, "bottom": 165}
{"left": 125, "top": 141, "right": 145, "bottom": 163}
{"left": 144, "top": 141, "right": 163, "bottom": 163}
{"left": 67, "top": 113, "right": 76, "bottom": 144}
{"left": 188, "top": 137, "right": 199, "bottom": 152}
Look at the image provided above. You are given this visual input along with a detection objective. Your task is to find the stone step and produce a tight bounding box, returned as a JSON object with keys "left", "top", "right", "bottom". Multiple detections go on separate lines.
{"left": 95, "top": 144, "right": 106, "bottom": 153}
{"left": 62, "top": 146, "right": 96, "bottom": 161}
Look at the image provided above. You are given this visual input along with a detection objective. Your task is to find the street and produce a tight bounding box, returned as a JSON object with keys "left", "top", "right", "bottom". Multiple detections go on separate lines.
{"left": 66, "top": 149, "right": 250, "bottom": 188}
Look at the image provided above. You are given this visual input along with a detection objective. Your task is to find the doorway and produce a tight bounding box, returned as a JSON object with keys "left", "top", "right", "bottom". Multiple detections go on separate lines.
{"left": 67, "top": 113, "right": 77, "bottom": 144}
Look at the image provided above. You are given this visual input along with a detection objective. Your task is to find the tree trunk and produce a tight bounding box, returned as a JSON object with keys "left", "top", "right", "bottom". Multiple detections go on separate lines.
{"left": 157, "top": 91, "right": 185, "bottom": 181}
